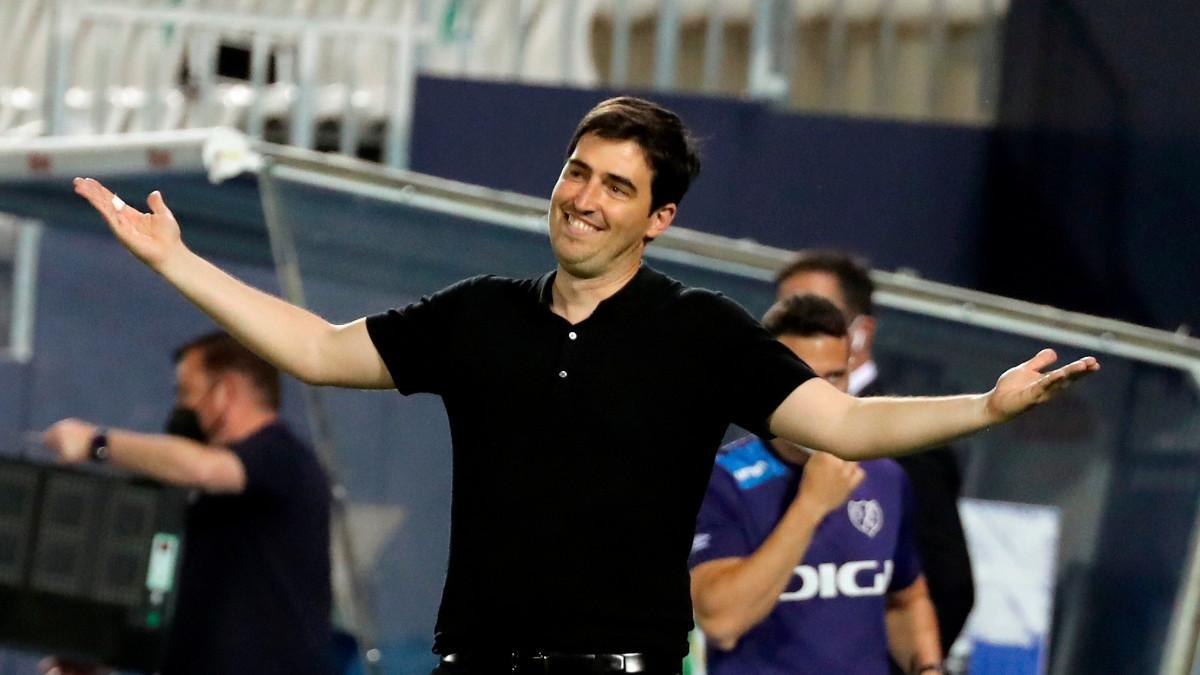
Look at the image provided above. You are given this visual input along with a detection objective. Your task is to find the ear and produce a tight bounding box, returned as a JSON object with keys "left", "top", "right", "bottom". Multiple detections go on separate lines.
{"left": 644, "top": 203, "right": 677, "bottom": 241}
{"left": 212, "top": 372, "right": 236, "bottom": 407}
{"left": 849, "top": 315, "right": 877, "bottom": 354}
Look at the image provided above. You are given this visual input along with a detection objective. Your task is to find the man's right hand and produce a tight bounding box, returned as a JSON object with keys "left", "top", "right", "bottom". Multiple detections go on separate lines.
{"left": 796, "top": 451, "right": 865, "bottom": 517}
{"left": 73, "top": 178, "right": 182, "bottom": 271}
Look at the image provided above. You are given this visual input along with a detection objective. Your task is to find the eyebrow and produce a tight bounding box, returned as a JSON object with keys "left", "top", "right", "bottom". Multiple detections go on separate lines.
{"left": 604, "top": 171, "right": 637, "bottom": 194}
{"left": 566, "top": 159, "right": 638, "bottom": 195}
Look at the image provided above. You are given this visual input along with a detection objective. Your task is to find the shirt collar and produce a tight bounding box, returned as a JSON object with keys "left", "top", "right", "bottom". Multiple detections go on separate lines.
{"left": 534, "top": 264, "right": 657, "bottom": 318}
{"left": 848, "top": 359, "right": 878, "bottom": 396}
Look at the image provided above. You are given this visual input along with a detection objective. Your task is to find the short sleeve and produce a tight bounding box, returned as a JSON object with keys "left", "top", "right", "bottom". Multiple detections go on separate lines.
{"left": 689, "top": 466, "right": 754, "bottom": 569}
{"left": 889, "top": 473, "right": 923, "bottom": 592}
{"left": 231, "top": 426, "right": 303, "bottom": 500}
{"left": 365, "top": 276, "right": 483, "bottom": 395}
{"left": 702, "top": 293, "right": 816, "bottom": 438}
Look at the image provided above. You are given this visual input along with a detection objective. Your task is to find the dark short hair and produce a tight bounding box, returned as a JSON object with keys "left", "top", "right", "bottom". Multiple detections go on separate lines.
{"left": 762, "top": 294, "right": 849, "bottom": 340}
{"left": 173, "top": 331, "right": 281, "bottom": 410}
{"left": 774, "top": 249, "right": 874, "bottom": 318}
{"left": 566, "top": 96, "right": 701, "bottom": 213}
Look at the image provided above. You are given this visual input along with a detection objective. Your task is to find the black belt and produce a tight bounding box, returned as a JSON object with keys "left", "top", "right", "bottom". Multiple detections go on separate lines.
{"left": 440, "top": 650, "right": 679, "bottom": 674}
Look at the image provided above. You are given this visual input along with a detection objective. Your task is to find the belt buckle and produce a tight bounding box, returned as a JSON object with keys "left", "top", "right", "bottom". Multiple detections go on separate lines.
{"left": 521, "top": 650, "right": 550, "bottom": 674}
{"left": 598, "top": 653, "right": 644, "bottom": 673}
{"left": 620, "top": 653, "right": 646, "bottom": 673}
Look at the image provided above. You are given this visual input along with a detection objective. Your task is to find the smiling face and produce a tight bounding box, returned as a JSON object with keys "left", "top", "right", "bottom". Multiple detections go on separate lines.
{"left": 548, "top": 133, "right": 676, "bottom": 280}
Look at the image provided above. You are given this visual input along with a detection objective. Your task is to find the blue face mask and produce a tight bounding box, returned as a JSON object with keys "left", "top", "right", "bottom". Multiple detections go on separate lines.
{"left": 164, "top": 405, "right": 207, "bottom": 443}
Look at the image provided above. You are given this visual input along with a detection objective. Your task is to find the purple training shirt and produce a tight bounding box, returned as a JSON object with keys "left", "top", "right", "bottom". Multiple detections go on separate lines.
{"left": 690, "top": 436, "right": 921, "bottom": 675}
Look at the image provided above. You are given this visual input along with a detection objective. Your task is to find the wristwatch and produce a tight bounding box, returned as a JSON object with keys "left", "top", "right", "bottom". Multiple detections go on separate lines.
{"left": 88, "top": 428, "right": 110, "bottom": 463}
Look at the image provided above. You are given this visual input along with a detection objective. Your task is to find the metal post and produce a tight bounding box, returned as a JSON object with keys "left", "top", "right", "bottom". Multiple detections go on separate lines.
{"left": 825, "top": 0, "right": 849, "bottom": 110}
{"left": 42, "top": 0, "right": 73, "bottom": 135}
{"left": 415, "top": 0, "right": 432, "bottom": 72}
{"left": 927, "top": 0, "right": 948, "bottom": 117}
{"left": 291, "top": 28, "right": 319, "bottom": 150}
{"left": 158, "top": 11, "right": 189, "bottom": 131}
{"left": 653, "top": 0, "right": 681, "bottom": 90}
{"left": 560, "top": 0, "right": 579, "bottom": 83}
{"left": 747, "top": 0, "right": 779, "bottom": 100}
{"left": 256, "top": 161, "right": 384, "bottom": 675}
{"left": 609, "top": 0, "right": 631, "bottom": 87}
{"left": 92, "top": 19, "right": 113, "bottom": 134}
{"left": 7, "top": 220, "right": 41, "bottom": 364}
{"left": 510, "top": 0, "right": 527, "bottom": 78}
{"left": 455, "top": 0, "right": 474, "bottom": 75}
{"left": 875, "top": 0, "right": 898, "bottom": 113}
{"left": 143, "top": 22, "right": 164, "bottom": 132}
{"left": 775, "top": 0, "right": 796, "bottom": 105}
{"left": 383, "top": 2, "right": 418, "bottom": 169}
{"left": 339, "top": 34, "right": 361, "bottom": 157}
{"left": 976, "top": 0, "right": 1002, "bottom": 120}
{"left": 195, "top": 29, "right": 221, "bottom": 128}
{"left": 247, "top": 32, "right": 271, "bottom": 140}
{"left": 701, "top": 0, "right": 725, "bottom": 93}
{"left": 3, "top": 0, "right": 42, "bottom": 91}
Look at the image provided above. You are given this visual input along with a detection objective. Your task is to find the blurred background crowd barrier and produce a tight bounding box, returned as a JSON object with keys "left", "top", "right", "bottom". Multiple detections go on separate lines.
{"left": 2, "top": 1, "right": 1199, "bottom": 674}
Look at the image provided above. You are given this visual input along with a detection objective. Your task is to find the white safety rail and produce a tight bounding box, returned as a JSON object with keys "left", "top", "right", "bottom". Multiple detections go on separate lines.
{"left": 0, "top": 215, "right": 41, "bottom": 364}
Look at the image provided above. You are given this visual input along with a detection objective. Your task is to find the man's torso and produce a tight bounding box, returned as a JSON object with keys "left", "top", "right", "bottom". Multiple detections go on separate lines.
{"left": 695, "top": 437, "right": 917, "bottom": 675}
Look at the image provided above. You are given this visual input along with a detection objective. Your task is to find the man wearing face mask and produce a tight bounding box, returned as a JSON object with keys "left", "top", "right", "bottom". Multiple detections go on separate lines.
{"left": 40, "top": 331, "right": 332, "bottom": 675}
{"left": 775, "top": 250, "right": 974, "bottom": 653}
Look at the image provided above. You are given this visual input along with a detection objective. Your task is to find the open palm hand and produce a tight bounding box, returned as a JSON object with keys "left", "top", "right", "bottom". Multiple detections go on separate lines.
{"left": 74, "top": 177, "right": 182, "bottom": 270}
{"left": 987, "top": 348, "right": 1100, "bottom": 422}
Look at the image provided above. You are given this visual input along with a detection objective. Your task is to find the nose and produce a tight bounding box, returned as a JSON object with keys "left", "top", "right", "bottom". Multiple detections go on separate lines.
{"left": 571, "top": 178, "right": 602, "bottom": 213}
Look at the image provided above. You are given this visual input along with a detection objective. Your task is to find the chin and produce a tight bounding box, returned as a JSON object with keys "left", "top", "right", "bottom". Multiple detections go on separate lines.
{"left": 555, "top": 257, "right": 604, "bottom": 279}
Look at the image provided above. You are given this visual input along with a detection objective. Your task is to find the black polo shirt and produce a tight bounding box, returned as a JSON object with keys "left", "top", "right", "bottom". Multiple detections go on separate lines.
{"left": 164, "top": 422, "right": 332, "bottom": 675}
{"left": 366, "top": 265, "right": 814, "bottom": 657}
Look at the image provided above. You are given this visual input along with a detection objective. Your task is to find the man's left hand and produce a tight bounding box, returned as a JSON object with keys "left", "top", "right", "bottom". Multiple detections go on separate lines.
{"left": 986, "top": 349, "right": 1100, "bottom": 422}
{"left": 42, "top": 418, "right": 99, "bottom": 464}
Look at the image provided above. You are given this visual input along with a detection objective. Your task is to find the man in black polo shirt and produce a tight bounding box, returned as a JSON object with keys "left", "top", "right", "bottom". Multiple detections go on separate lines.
{"left": 72, "top": 96, "right": 1097, "bottom": 675}
{"left": 40, "top": 332, "right": 331, "bottom": 675}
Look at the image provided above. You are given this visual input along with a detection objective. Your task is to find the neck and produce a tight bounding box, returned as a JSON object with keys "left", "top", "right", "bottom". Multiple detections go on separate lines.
{"left": 211, "top": 408, "right": 277, "bottom": 446}
{"left": 551, "top": 257, "right": 642, "bottom": 324}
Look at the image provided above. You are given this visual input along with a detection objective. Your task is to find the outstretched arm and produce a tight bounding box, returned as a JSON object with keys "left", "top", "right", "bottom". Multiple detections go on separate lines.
{"left": 769, "top": 349, "right": 1100, "bottom": 460}
{"left": 691, "top": 452, "right": 864, "bottom": 650}
{"left": 44, "top": 418, "right": 246, "bottom": 494}
{"left": 74, "top": 178, "right": 391, "bottom": 389}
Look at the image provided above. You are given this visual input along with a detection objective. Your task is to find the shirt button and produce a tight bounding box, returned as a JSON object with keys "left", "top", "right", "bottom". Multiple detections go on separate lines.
{"left": 568, "top": 331, "right": 578, "bottom": 340}
{"left": 558, "top": 370, "right": 568, "bottom": 378}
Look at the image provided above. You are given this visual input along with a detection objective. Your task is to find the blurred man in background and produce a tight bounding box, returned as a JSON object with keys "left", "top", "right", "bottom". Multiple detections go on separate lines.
{"left": 776, "top": 250, "right": 975, "bottom": 651}
{"left": 41, "top": 332, "right": 332, "bottom": 675}
{"left": 691, "top": 294, "right": 942, "bottom": 675}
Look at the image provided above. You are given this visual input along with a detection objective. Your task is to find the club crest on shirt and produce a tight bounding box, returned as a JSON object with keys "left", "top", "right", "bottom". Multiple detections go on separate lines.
{"left": 847, "top": 499, "right": 883, "bottom": 537}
